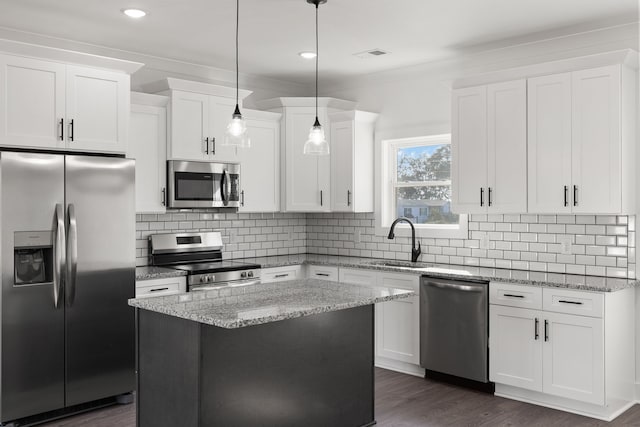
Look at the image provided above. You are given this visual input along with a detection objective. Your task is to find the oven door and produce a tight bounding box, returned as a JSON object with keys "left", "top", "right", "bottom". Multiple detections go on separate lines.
{"left": 168, "top": 161, "right": 240, "bottom": 208}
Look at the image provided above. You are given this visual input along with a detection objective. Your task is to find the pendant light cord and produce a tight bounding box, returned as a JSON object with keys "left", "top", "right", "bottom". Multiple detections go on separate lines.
{"left": 315, "top": 1, "right": 319, "bottom": 119}
{"left": 236, "top": 0, "right": 240, "bottom": 105}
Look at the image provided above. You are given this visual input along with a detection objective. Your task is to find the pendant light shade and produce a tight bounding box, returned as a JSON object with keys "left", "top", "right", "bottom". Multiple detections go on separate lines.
{"left": 223, "top": 0, "right": 250, "bottom": 148}
{"left": 303, "top": 0, "right": 329, "bottom": 156}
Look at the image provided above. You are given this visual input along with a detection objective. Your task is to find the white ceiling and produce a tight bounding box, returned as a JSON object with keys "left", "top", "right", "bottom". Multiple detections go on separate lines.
{"left": 0, "top": 0, "right": 636, "bottom": 85}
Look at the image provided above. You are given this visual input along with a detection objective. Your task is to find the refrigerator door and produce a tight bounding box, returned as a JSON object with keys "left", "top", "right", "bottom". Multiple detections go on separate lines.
{"left": 1, "top": 152, "right": 65, "bottom": 422}
{"left": 64, "top": 155, "right": 135, "bottom": 406}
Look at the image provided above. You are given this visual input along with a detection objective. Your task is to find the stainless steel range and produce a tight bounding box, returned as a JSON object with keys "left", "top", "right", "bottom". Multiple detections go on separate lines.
{"left": 149, "top": 231, "right": 261, "bottom": 291}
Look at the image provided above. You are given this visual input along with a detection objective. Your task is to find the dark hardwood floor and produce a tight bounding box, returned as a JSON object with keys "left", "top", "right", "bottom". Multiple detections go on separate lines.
{"left": 41, "top": 368, "right": 640, "bottom": 426}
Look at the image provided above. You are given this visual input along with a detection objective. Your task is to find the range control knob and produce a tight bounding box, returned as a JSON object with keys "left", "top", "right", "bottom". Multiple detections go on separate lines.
{"left": 240, "top": 272, "right": 247, "bottom": 279}
{"left": 247, "top": 271, "right": 254, "bottom": 278}
{"left": 199, "top": 276, "right": 206, "bottom": 284}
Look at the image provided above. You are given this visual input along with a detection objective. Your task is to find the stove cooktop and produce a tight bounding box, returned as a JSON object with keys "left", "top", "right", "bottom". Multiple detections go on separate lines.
{"left": 170, "top": 260, "right": 261, "bottom": 275}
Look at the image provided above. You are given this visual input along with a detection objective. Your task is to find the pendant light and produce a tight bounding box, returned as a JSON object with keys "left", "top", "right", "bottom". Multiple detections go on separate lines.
{"left": 303, "top": 0, "right": 329, "bottom": 156}
{"left": 224, "top": 0, "right": 250, "bottom": 148}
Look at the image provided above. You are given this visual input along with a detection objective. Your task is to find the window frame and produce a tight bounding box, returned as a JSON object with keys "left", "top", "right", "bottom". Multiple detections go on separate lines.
{"left": 376, "top": 134, "right": 468, "bottom": 239}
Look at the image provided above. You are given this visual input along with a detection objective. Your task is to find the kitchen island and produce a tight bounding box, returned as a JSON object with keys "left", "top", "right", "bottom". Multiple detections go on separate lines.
{"left": 129, "top": 278, "right": 414, "bottom": 427}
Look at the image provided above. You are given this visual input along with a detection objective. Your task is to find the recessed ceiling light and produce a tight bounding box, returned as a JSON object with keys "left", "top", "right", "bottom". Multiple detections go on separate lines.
{"left": 299, "top": 51, "right": 317, "bottom": 59}
{"left": 122, "top": 8, "right": 147, "bottom": 19}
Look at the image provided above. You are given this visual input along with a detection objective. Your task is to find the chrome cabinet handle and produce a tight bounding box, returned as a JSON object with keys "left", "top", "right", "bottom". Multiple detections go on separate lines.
{"left": 240, "top": 190, "right": 245, "bottom": 207}
{"left": 69, "top": 119, "right": 75, "bottom": 142}
{"left": 347, "top": 190, "right": 351, "bottom": 206}
{"left": 59, "top": 118, "right": 64, "bottom": 141}
{"left": 53, "top": 204, "right": 65, "bottom": 308}
{"left": 316, "top": 273, "right": 330, "bottom": 277}
{"left": 161, "top": 188, "right": 166, "bottom": 206}
{"left": 564, "top": 186, "right": 568, "bottom": 207}
{"left": 488, "top": 187, "right": 492, "bottom": 207}
{"left": 149, "top": 287, "right": 170, "bottom": 293}
{"left": 274, "top": 274, "right": 289, "bottom": 278}
{"left": 211, "top": 137, "right": 216, "bottom": 155}
{"left": 573, "top": 185, "right": 578, "bottom": 206}
{"left": 320, "top": 190, "right": 323, "bottom": 206}
{"left": 66, "top": 204, "right": 78, "bottom": 307}
{"left": 480, "top": 187, "right": 484, "bottom": 206}
{"left": 205, "top": 137, "right": 209, "bottom": 154}
{"left": 534, "top": 318, "right": 539, "bottom": 340}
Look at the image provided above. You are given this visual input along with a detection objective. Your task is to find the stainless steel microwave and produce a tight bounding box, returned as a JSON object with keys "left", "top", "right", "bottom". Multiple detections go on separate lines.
{"left": 167, "top": 161, "right": 240, "bottom": 208}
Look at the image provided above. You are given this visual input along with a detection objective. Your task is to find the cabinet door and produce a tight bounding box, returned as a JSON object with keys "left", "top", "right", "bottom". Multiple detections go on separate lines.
{"left": 489, "top": 305, "right": 542, "bottom": 391}
{"left": 375, "top": 273, "right": 419, "bottom": 364}
{"left": 487, "top": 80, "right": 527, "bottom": 213}
{"left": 284, "top": 108, "right": 330, "bottom": 212}
{"left": 208, "top": 96, "right": 239, "bottom": 162}
{"left": 65, "top": 66, "right": 128, "bottom": 153}
{"left": 451, "top": 86, "right": 488, "bottom": 214}
{"left": 129, "top": 104, "right": 167, "bottom": 213}
{"left": 571, "top": 66, "right": 621, "bottom": 213}
{"left": 527, "top": 73, "right": 572, "bottom": 213}
{"left": 169, "top": 91, "right": 209, "bottom": 160}
{"left": 542, "top": 312, "right": 604, "bottom": 405}
{"left": 0, "top": 55, "right": 66, "bottom": 149}
{"left": 330, "top": 120, "right": 354, "bottom": 212}
{"left": 239, "top": 117, "right": 279, "bottom": 212}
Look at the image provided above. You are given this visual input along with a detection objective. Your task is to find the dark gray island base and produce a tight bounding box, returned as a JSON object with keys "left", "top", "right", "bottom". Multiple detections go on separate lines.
{"left": 131, "top": 278, "right": 414, "bottom": 427}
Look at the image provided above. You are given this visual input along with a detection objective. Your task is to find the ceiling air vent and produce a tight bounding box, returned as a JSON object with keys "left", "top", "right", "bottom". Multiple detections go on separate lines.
{"left": 353, "top": 49, "right": 390, "bottom": 59}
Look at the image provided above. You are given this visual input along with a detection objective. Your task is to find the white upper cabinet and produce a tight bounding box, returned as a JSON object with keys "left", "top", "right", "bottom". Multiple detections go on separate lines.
{"left": 145, "top": 78, "right": 252, "bottom": 163}
{"left": 528, "top": 65, "right": 632, "bottom": 214}
{"left": 527, "top": 73, "right": 574, "bottom": 213}
{"left": 0, "top": 55, "right": 65, "bottom": 149}
{"left": 0, "top": 53, "right": 135, "bottom": 153}
{"left": 452, "top": 80, "right": 526, "bottom": 214}
{"left": 329, "top": 111, "right": 378, "bottom": 212}
{"left": 238, "top": 110, "right": 281, "bottom": 212}
{"left": 452, "top": 86, "right": 487, "bottom": 214}
{"left": 128, "top": 93, "right": 168, "bottom": 214}
{"left": 571, "top": 66, "right": 621, "bottom": 214}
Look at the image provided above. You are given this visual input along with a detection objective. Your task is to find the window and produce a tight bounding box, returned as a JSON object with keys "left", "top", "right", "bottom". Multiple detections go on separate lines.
{"left": 378, "top": 134, "right": 467, "bottom": 238}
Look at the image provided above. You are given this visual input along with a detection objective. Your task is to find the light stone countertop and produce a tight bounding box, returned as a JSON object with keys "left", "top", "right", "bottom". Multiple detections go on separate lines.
{"left": 240, "top": 254, "right": 638, "bottom": 293}
{"left": 136, "top": 266, "right": 188, "bottom": 281}
{"left": 128, "top": 278, "right": 414, "bottom": 329}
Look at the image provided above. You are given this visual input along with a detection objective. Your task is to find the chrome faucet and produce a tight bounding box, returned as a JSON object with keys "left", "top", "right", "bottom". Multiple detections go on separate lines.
{"left": 387, "top": 217, "right": 421, "bottom": 262}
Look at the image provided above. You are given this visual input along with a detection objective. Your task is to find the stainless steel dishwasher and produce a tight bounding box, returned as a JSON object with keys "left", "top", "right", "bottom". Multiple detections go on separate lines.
{"left": 420, "top": 276, "right": 491, "bottom": 387}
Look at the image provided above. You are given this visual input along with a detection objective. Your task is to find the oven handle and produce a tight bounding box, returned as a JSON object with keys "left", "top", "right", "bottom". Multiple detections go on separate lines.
{"left": 190, "top": 278, "right": 261, "bottom": 292}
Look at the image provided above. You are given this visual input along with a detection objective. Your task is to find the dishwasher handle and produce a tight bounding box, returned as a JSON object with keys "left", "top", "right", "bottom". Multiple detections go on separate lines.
{"left": 424, "top": 280, "right": 486, "bottom": 293}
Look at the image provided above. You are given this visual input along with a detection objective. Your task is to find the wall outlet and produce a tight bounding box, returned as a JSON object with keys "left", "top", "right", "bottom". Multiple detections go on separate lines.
{"left": 479, "top": 232, "right": 490, "bottom": 250}
{"left": 558, "top": 235, "right": 572, "bottom": 255}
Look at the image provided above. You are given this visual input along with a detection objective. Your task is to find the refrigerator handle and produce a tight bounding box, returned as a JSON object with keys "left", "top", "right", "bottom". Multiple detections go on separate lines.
{"left": 53, "top": 204, "right": 66, "bottom": 308}
{"left": 66, "top": 204, "right": 78, "bottom": 307}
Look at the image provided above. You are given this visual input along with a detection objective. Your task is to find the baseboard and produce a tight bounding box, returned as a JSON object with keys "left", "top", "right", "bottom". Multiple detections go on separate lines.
{"left": 495, "top": 384, "right": 635, "bottom": 422}
{"left": 375, "top": 357, "right": 424, "bottom": 377}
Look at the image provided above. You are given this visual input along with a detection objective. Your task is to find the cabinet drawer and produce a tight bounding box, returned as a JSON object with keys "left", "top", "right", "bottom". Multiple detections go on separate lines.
{"left": 307, "top": 265, "right": 338, "bottom": 282}
{"left": 339, "top": 268, "right": 378, "bottom": 286}
{"left": 136, "top": 277, "right": 186, "bottom": 298}
{"left": 542, "top": 288, "right": 603, "bottom": 318}
{"left": 378, "top": 272, "right": 419, "bottom": 291}
{"left": 490, "top": 282, "right": 542, "bottom": 309}
{"left": 261, "top": 265, "right": 302, "bottom": 283}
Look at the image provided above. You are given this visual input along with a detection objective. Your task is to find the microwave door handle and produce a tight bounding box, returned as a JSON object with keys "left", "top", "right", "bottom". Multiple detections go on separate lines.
{"left": 220, "top": 170, "right": 228, "bottom": 205}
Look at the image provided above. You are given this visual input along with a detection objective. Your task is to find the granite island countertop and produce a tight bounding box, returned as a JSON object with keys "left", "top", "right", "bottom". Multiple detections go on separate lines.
{"left": 239, "top": 254, "right": 638, "bottom": 293}
{"left": 129, "top": 278, "right": 414, "bottom": 328}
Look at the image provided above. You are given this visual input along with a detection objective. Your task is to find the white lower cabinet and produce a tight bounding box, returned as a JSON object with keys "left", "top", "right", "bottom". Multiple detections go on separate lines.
{"left": 339, "top": 267, "right": 421, "bottom": 373}
{"left": 261, "top": 266, "right": 302, "bottom": 283}
{"left": 136, "top": 276, "right": 186, "bottom": 298}
{"left": 489, "top": 282, "right": 634, "bottom": 420}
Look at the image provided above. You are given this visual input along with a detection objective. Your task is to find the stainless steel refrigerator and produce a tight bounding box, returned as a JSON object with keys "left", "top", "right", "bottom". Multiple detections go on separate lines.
{"left": 0, "top": 151, "right": 135, "bottom": 424}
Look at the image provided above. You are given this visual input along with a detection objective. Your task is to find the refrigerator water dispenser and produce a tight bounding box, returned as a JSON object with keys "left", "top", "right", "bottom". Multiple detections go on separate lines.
{"left": 14, "top": 231, "right": 53, "bottom": 285}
